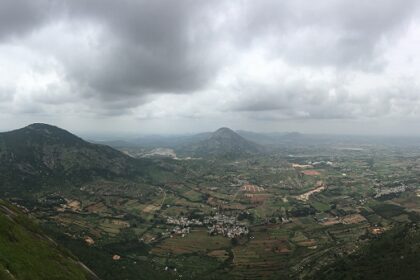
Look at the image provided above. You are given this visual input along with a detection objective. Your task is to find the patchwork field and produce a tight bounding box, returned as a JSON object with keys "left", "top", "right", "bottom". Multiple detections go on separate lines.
{"left": 22, "top": 142, "right": 420, "bottom": 280}
{"left": 151, "top": 229, "right": 231, "bottom": 256}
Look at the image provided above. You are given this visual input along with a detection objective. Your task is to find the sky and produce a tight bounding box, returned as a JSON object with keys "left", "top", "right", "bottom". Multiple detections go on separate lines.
{"left": 1, "top": 0, "right": 420, "bottom": 136}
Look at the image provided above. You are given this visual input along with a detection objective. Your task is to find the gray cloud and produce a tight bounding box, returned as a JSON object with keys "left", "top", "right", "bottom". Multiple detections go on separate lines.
{"left": 1, "top": 0, "right": 223, "bottom": 102}
{"left": 60, "top": 0, "right": 222, "bottom": 98}
{"left": 231, "top": 0, "right": 419, "bottom": 69}
{"left": 1, "top": 0, "right": 420, "bottom": 134}
{"left": 0, "top": 0, "right": 55, "bottom": 40}
{"left": 227, "top": 78, "right": 420, "bottom": 120}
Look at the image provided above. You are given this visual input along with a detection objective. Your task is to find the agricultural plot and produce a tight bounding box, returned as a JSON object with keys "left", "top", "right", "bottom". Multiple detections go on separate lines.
{"left": 26, "top": 143, "right": 420, "bottom": 279}
{"left": 151, "top": 229, "right": 230, "bottom": 255}
{"left": 231, "top": 229, "right": 291, "bottom": 279}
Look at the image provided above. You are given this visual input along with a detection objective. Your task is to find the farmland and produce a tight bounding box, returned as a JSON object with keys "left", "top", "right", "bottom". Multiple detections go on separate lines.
{"left": 8, "top": 140, "right": 420, "bottom": 279}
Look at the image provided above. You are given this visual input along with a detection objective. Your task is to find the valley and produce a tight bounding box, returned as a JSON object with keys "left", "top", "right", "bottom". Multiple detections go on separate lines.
{"left": 1, "top": 124, "right": 420, "bottom": 279}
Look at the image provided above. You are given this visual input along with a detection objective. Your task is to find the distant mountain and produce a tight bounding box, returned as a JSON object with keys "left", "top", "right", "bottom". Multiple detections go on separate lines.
{"left": 131, "top": 132, "right": 212, "bottom": 148}
{"left": 236, "top": 130, "right": 304, "bottom": 146}
{"left": 0, "top": 123, "right": 160, "bottom": 195}
{"left": 0, "top": 200, "right": 98, "bottom": 280}
{"left": 181, "top": 127, "right": 262, "bottom": 158}
{"left": 91, "top": 139, "right": 139, "bottom": 149}
{"left": 93, "top": 132, "right": 214, "bottom": 150}
{"left": 96, "top": 130, "right": 307, "bottom": 151}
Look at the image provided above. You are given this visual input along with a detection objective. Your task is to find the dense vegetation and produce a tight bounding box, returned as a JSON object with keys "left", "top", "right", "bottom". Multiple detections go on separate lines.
{"left": 0, "top": 123, "right": 169, "bottom": 196}
{"left": 313, "top": 223, "right": 420, "bottom": 280}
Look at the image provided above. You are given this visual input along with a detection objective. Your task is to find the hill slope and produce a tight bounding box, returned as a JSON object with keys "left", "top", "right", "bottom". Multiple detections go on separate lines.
{"left": 0, "top": 200, "right": 97, "bottom": 280}
{"left": 312, "top": 223, "right": 420, "bottom": 280}
{"left": 0, "top": 123, "right": 158, "bottom": 195}
{"left": 182, "top": 127, "right": 262, "bottom": 158}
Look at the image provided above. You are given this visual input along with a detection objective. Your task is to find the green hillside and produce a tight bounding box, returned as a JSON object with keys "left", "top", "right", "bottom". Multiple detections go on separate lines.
{"left": 0, "top": 200, "right": 97, "bottom": 280}
{"left": 312, "top": 223, "right": 420, "bottom": 280}
{"left": 0, "top": 123, "right": 173, "bottom": 196}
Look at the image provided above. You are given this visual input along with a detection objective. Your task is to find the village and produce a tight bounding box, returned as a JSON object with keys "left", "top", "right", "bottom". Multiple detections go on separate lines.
{"left": 166, "top": 213, "right": 249, "bottom": 238}
{"left": 375, "top": 183, "right": 408, "bottom": 198}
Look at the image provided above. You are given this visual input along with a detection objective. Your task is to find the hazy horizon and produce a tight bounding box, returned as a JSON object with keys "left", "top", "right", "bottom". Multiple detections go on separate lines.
{"left": 3, "top": 122, "right": 420, "bottom": 142}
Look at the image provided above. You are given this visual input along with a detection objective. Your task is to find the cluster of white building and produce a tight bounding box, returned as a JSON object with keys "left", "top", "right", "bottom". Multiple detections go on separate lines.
{"left": 375, "top": 184, "right": 407, "bottom": 198}
{"left": 165, "top": 214, "right": 249, "bottom": 238}
{"left": 205, "top": 214, "right": 249, "bottom": 238}
{"left": 204, "top": 214, "right": 236, "bottom": 225}
{"left": 166, "top": 216, "right": 203, "bottom": 226}
{"left": 170, "top": 226, "right": 190, "bottom": 235}
{"left": 208, "top": 224, "right": 249, "bottom": 238}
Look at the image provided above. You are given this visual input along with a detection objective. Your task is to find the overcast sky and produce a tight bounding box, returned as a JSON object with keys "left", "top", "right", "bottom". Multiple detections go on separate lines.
{"left": 1, "top": 0, "right": 420, "bottom": 135}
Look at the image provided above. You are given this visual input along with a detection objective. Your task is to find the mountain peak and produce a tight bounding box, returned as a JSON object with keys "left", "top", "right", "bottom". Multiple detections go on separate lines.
{"left": 214, "top": 127, "right": 235, "bottom": 133}
{"left": 183, "top": 127, "right": 261, "bottom": 158}
{"left": 27, "top": 122, "right": 57, "bottom": 129}
{"left": 26, "top": 123, "right": 66, "bottom": 133}
{"left": 212, "top": 127, "right": 238, "bottom": 137}
{"left": 18, "top": 123, "right": 85, "bottom": 145}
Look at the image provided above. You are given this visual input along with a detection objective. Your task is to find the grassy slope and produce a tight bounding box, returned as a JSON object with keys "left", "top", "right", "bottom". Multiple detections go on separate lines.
{"left": 312, "top": 223, "right": 420, "bottom": 280}
{"left": 0, "top": 200, "right": 96, "bottom": 280}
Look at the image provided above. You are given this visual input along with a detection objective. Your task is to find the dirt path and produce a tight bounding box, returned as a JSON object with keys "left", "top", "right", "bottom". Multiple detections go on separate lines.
{"left": 296, "top": 182, "right": 326, "bottom": 201}
{"left": 158, "top": 187, "right": 167, "bottom": 208}
{"left": 231, "top": 188, "right": 241, "bottom": 203}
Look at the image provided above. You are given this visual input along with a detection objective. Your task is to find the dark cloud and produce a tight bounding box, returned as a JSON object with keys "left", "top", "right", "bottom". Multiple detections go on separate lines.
{"left": 59, "top": 0, "right": 222, "bottom": 98}
{"left": 0, "top": 0, "right": 55, "bottom": 40}
{"left": 1, "top": 0, "right": 420, "bottom": 133}
{"left": 0, "top": 0, "right": 223, "bottom": 101}
{"left": 2, "top": 0, "right": 419, "bottom": 100}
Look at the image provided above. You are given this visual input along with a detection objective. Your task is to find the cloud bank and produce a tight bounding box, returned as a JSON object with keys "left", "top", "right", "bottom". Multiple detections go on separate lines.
{"left": 1, "top": 0, "right": 420, "bottom": 134}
